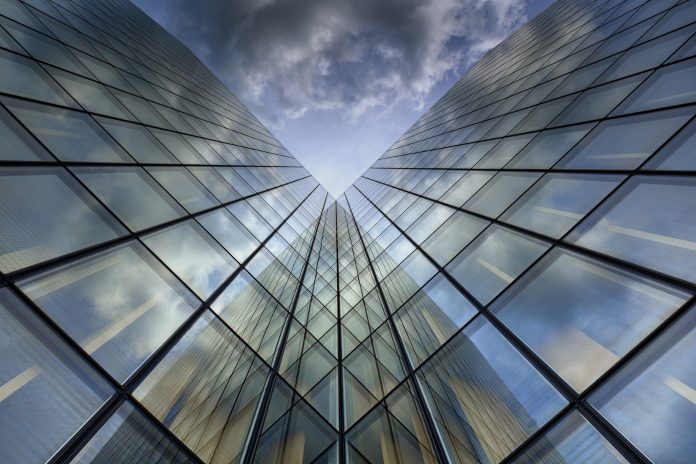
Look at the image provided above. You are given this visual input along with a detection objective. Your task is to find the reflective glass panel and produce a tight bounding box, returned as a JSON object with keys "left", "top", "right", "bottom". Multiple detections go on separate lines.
{"left": 5, "top": 98, "right": 133, "bottom": 162}
{"left": 0, "top": 167, "right": 125, "bottom": 273}
{"left": 447, "top": 225, "right": 549, "bottom": 304}
{"left": 143, "top": 220, "right": 238, "bottom": 299}
{"left": 19, "top": 242, "right": 199, "bottom": 382}
{"left": 147, "top": 167, "right": 220, "bottom": 213}
{"left": 71, "top": 402, "right": 196, "bottom": 464}
{"left": 591, "top": 306, "right": 696, "bottom": 464}
{"left": 492, "top": 249, "right": 689, "bottom": 391}
{"left": 510, "top": 411, "right": 627, "bottom": 463}
{"left": 0, "top": 288, "right": 112, "bottom": 464}
{"left": 570, "top": 176, "right": 696, "bottom": 283}
{"left": 135, "top": 312, "right": 268, "bottom": 464}
{"left": 74, "top": 167, "right": 186, "bottom": 231}
{"left": 418, "top": 317, "right": 566, "bottom": 464}
{"left": 501, "top": 173, "right": 623, "bottom": 238}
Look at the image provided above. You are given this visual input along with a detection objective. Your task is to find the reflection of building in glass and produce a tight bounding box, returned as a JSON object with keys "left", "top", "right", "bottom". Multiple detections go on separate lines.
{"left": 0, "top": 0, "right": 695, "bottom": 462}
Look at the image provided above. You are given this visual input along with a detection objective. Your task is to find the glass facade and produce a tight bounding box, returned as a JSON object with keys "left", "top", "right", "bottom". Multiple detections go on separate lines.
{"left": 0, "top": 0, "right": 694, "bottom": 463}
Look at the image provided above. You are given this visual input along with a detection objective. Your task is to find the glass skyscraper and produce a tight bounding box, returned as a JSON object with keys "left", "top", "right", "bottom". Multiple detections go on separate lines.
{"left": 0, "top": 0, "right": 695, "bottom": 462}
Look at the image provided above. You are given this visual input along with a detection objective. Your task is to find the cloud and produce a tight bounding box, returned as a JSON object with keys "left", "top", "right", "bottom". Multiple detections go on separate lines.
{"left": 136, "top": 0, "right": 530, "bottom": 124}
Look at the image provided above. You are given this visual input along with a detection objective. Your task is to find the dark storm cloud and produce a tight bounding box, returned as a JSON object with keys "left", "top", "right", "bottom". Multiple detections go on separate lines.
{"left": 136, "top": 0, "right": 529, "bottom": 122}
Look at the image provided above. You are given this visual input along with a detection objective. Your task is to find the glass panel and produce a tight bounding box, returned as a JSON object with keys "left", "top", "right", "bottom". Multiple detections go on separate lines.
{"left": 422, "top": 212, "right": 489, "bottom": 266}
{"left": 501, "top": 173, "right": 623, "bottom": 238}
{"left": 5, "top": 98, "right": 133, "bottom": 162}
{"left": 197, "top": 208, "right": 260, "bottom": 262}
{"left": 152, "top": 129, "right": 205, "bottom": 164}
{"left": 418, "top": 317, "right": 566, "bottom": 464}
{"left": 143, "top": 220, "right": 238, "bottom": 299}
{"left": 19, "top": 242, "right": 199, "bottom": 382}
{"left": 405, "top": 204, "right": 455, "bottom": 244}
{"left": 254, "top": 399, "right": 337, "bottom": 464}
{"left": 508, "top": 124, "right": 593, "bottom": 169}
{"left": 211, "top": 271, "right": 286, "bottom": 362}
{"left": 347, "top": 383, "right": 436, "bottom": 464}
{"left": 591, "top": 305, "right": 696, "bottom": 464}
{"left": 646, "top": 117, "right": 696, "bottom": 170}
{"left": 492, "top": 249, "right": 689, "bottom": 392}
{"left": 614, "top": 58, "right": 696, "bottom": 114}
{"left": 557, "top": 109, "right": 692, "bottom": 169}
{"left": 465, "top": 172, "right": 541, "bottom": 218}
{"left": 552, "top": 74, "right": 646, "bottom": 126}
{"left": 49, "top": 68, "right": 131, "bottom": 119}
{"left": 0, "top": 103, "right": 52, "bottom": 161}
{"left": 395, "top": 274, "right": 478, "bottom": 366}
{"left": 98, "top": 118, "right": 179, "bottom": 164}
{"left": 510, "top": 411, "right": 627, "bottom": 463}
{"left": 71, "top": 402, "right": 196, "bottom": 464}
{"left": 441, "top": 171, "right": 494, "bottom": 207}
{"left": 0, "top": 288, "right": 112, "bottom": 464}
{"left": 74, "top": 167, "right": 186, "bottom": 231}
{"left": 0, "top": 167, "right": 125, "bottom": 273}
{"left": 189, "top": 167, "right": 239, "bottom": 202}
{"left": 475, "top": 133, "right": 536, "bottom": 169}
{"left": 0, "top": 48, "right": 74, "bottom": 105}
{"left": 135, "top": 312, "right": 268, "bottom": 464}
{"left": 570, "top": 176, "right": 696, "bottom": 283}
{"left": 147, "top": 167, "right": 219, "bottom": 213}
{"left": 446, "top": 225, "right": 549, "bottom": 304}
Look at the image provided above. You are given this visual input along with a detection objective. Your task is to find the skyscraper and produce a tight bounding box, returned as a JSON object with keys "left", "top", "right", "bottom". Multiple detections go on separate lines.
{"left": 0, "top": 0, "right": 695, "bottom": 462}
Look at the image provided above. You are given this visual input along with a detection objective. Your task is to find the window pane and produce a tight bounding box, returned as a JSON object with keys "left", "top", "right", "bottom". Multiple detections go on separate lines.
{"left": 422, "top": 211, "right": 489, "bottom": 266}
{"left": 71, "top": 402, "right": 196, "bottom": 464}
{"left": 465, "top": 172, "right": 541, "bottom": 218}
{"left": 74, "top": 167, "right": 186, "bottom": 231}
{"left": 0, "top": 167, "right": 125, "bottom": 273}
{"left": 557, "top": 109, "right": 692, "bottom": 169}
{"left": 5, "top": 98, "right": 133, "bottom": 162}
{"left": 0, "top": 103, "right": 52, "bottom": 161}
{"left": 0, "top": 48, "right": 74, "bottom": 105}
{"left": 475, "top": 133, "right": 536, "bottom": 169}
{"left": 0, "top": 288, "right": 112, "bottom": 464}
{"left": 197, "top": 208, "right": 260, "bottom": 262}
{"left": 501, "top": 174, "right": 623, "bottom": 238}
{"left": 508, "top": 124, "right": 593, "bottom": 169}
{"left": 147, "top": 167, "right": 219, "bottom": 213}
{"left": 552, "top": 74, "right": 646, "bottom": 126}
{"left": 447, "top": 225, "right": 549, "bottom": 304}
{"left": 98, "top": 118, "right": 179, "bottom": 164}
{"left": 645, "top": 117, "right": 696, "bottom": 170}
{"left": 441, "top": 171, "right": 494, "bottom": 207}
{"left": 211, "top": 271, "right": 286, "bottom": 362}
{"left": 395, "top": 274, "right": 477, "bottom": 366}
{"left": 151, "top": 129, "right": 205, "bottom": 164}
{"left": 49, "top": 68, "right": 131, "bottom": 119}
{"left": 143, "top": 220, "right": 238, "bottom": 299}
{"left": 492, "top": 249, "right": 689, "bottom": 392}
{"left": 418, "top": 317, "right": 566, "bottom": 464}
{"left": 510, "top": 411, "right": 627, "bottom": 464}
{"left": 19, "top": 242, "right": 199, "bottom": 382}
{"left": 135, "top": 312, "right": 269, "bottom": 464}
{"left": 189, "top": 167, "right": 239, "bottom": 202}
{"left": 614, "top": 58, "right": 696, "bottom": 114}
{"left": 570, "top": 176, "right": 696, "bottom": 283}
{"left": 590, "top": 306, "right": 696, "bottom": 464}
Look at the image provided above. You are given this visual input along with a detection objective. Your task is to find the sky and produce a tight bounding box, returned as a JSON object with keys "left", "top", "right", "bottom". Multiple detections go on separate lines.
{"left": 132, "top": 0, "right": 555, "bottom": 197}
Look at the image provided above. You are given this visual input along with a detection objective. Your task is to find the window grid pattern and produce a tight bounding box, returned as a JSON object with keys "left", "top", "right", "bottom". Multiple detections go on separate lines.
{"left": 0, "top": 0, "right": 695, "bottom": 463}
